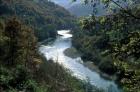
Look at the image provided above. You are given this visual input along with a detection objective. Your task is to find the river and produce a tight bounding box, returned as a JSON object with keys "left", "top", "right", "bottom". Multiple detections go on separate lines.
{"left": 39, "top": 30, "right": 121, "bottom": 92}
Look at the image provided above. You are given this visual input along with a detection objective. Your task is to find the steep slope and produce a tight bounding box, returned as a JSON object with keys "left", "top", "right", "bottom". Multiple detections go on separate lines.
{"left": 0, "top": 1, "right": 86, "bottom": 91}
{"left": 0, "top": 0, "right": 77, "bottom": 41}
{"left": 0, "top": 18, "right": 86, "bottom": 92}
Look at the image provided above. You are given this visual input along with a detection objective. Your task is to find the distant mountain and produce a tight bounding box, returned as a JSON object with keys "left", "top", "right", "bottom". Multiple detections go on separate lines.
{"left": 68, "top": 4, "right": 92, "bottom": 17}
{"left": 50, "top": 0, "right": 81, "bottom": 9}
{"left": 50, "top": 0, "right": 108, "bottom": 17}
{"left": 68, "top": 4, "right": 108, "bottom": 17}
{"left": 50, "top": 0, "right": 134, "bottom": 17}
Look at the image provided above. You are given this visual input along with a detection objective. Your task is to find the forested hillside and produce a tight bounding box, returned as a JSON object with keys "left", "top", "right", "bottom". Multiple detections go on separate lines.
{"left": 0, "top": 0, "right": 88, "bottom": 92}
{"left": 1, "top": 0, "right": 140, "bottom": 92}
{"left": 0, "top": 18, "right": 87, "bottom": 92}
{"left": 72, "top": 4, "right": 140, "bottom": 92}
{"left": 0, "top": 0, "right": 77, "bottom": 41}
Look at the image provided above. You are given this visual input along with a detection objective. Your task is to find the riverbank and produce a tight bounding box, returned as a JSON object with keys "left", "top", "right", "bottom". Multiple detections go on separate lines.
{"left": 83, "top": 61, "right": 117, "bottom": 80}
{"left": 64, "top": 47, "right": 117, "bottom": 81}
{"left": 40, "top": 30, "right": 121, "bottom": 92}
{"left": 39, "top": 49, "right": 106, "bottom": 92}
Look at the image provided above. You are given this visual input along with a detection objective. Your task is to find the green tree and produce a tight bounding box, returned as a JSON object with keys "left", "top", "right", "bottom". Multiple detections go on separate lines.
{"left": 3, "top": 18, "right": 37, "bottom": 66}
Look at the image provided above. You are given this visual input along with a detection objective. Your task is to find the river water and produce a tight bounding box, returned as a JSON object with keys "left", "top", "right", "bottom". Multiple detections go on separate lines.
{"left": 39, "top": 30, "right": 121, "bottom": 92}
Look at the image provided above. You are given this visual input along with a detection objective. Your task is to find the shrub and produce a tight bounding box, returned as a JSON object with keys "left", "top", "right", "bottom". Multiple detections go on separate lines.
{"left": 99, "top": 59, "right": 117, "bottom": 75}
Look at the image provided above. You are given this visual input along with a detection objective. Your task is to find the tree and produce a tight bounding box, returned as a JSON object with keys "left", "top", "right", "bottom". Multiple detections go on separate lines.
{"left": 4, "top": 18, "right": 37, "bottom": 66}
{"left": 5, "top": 18, "right": 22, "bottom": 65}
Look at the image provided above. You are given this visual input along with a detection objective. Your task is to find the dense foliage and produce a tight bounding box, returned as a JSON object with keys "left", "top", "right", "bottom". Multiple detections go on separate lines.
{"left": 0, "top": 0, "right": 78, "bottom": 41}
{"left": 0, "top": 17, "right": 89, "bottom": 92}
{"left": 0, "top": 0, "right": 102, "bottom": 92}
{"left": 72, "top": 4, "right": 140, "bottom": 92}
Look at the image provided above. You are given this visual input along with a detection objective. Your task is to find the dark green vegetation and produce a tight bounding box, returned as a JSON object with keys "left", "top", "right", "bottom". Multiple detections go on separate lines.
{"left": 0, "top": 0, "right": 77, "bottom": 41}
{"left": 72, "top": 4, "right": 140, "bottom": 92}
{"left": 0, "top": 17, "right": 88, "bottom": 92}
{"left": 0, "top": 1, "right": 105, "bottom": 91}
{"left": 0, "top": 0, "right": 88, "bottom": 91}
